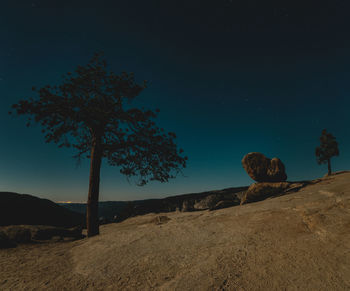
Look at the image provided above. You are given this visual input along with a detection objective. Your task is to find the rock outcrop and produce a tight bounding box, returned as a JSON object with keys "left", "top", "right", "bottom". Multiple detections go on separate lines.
{"left": 150, "top": 215, "right": 171, "bottom": 225}
{"left": 209, "top": 200, "right": 237, "bottom": 211}
{"left": 182, "top": 200, "right": 195, "bottom": 212}
{"left": 240, "top": 182, "right": 291, "bottom": 205}
{"left": 242, "top": 152, "right": 287, "bottom": 182}
{"left": 193, "top": 195, "right": 219, "bottom": 210}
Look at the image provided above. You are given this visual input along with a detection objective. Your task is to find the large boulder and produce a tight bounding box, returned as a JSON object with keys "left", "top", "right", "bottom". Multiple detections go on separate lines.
{"left": 240, "top": 182, "right": 291, "bottom": 205}
{"left": 242, "top": 152, "right": 287, "bottom": 182}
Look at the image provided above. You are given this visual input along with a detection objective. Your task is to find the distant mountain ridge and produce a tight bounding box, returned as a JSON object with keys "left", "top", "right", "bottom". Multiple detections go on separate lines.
{"left": 59, "top": 186, "right": 248, "bottom": 222}
{"left": 0, "top": 186, "right": 248, "bottom": 228}
{"left": 58, "top": 201, "right": 128, "bottom": 221}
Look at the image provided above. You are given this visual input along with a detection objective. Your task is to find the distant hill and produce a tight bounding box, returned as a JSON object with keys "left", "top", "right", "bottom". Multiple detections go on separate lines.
{"left": 59, "top": 186, "right": 248, "bottom": 222}
{"left": 59, "top": 201, "right": 128, "bottom": 221}
{"left": 0, "top": 192, "right": 84, "bottom": 228}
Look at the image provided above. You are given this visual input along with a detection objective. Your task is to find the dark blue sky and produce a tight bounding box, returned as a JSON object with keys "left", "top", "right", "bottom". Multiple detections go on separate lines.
{"left": 1, "top": 0, "right": 349, "bottom": 202}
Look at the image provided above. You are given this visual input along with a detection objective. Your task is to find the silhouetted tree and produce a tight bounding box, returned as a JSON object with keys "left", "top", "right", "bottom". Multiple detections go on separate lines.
{"left": 10, "top": 53, "right": 187, "bottom": 237}
{"left": 315, "top": 129, "right": 339, "bottom": 176}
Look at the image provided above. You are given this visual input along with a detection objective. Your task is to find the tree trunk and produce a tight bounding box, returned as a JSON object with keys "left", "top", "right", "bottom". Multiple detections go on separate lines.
{"left": 327, "top": 159, "right": 332, "bottom": 176}
{"left": 87, "top": 134, "right": 103, "bottom": 237}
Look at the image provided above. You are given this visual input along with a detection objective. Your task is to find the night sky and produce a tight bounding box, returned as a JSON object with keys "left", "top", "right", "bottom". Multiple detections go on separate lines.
{"left": 1, "top": 0, "right": 350, "bottom": 202}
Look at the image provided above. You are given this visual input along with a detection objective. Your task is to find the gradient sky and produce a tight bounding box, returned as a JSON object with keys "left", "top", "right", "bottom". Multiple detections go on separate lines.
{"left": 1, "top": 0, "right": 350, "bottom": 202}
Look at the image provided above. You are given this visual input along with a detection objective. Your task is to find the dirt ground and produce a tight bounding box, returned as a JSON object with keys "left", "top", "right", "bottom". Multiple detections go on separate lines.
{"left": 1, "top": 172, "right": 350, "bottom": 290}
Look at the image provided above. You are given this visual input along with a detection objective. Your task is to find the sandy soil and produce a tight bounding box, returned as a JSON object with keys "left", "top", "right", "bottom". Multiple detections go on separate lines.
{"left": 1, "top": 172, "right": 350, "bottom": 290}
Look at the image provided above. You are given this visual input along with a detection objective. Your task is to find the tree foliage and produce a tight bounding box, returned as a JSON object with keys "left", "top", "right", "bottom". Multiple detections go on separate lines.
{"left": 315, "top": 129, "right": 339, "bottom": 165}
{"left": 10, "top": 52, "right": 187, "bottom": 186}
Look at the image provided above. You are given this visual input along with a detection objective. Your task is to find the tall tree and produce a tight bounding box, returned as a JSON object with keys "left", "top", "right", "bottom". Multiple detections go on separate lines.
{"left": 10, "top": 53, "right": 187, "bottom": 237}
{"left": 315, "top": 129, "right": 339, "bottom": 176}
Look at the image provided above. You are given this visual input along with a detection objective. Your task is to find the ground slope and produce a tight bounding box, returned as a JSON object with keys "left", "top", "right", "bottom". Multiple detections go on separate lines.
{"left": 1, "top": 172, "right": 349, "bottom": 290}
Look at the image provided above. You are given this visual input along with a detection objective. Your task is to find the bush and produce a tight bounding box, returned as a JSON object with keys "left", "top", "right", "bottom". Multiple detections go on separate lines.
{"left": 5, "top": 226, "right": 32, "bottom": 243}
{"left": 0, "top": 230, "right": 17, "bottom": 248}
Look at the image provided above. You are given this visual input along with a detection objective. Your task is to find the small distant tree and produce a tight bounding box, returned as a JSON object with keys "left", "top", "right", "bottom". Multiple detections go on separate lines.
{"left": 315, "top": 129, "right": 339, "bottom": 176}
{"left": 10, "top": 52, "right": 187, "bottom": 237}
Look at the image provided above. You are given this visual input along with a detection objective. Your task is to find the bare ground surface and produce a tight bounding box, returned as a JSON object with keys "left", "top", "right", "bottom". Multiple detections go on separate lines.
{"left": 1, "top": 172, "right": 350, "bottom": 290}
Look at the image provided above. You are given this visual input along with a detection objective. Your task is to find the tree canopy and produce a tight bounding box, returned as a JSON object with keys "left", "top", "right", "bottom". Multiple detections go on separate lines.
{"left": 11, "top": 53, "right": 187, "bottom": 186}
{"left": 315, "top": 129, "right": 339, "bottom": 165}
{"left": 315, "top": 129, "right": 339, "bottom": 175}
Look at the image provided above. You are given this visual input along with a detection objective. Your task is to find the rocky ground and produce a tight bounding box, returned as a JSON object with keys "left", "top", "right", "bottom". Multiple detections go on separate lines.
{"left": 1, "top": 172, "right": 349, "bottom": 290}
